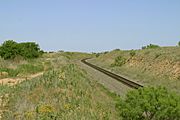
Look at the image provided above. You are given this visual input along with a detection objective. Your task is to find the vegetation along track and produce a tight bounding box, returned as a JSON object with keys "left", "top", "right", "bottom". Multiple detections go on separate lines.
{"left": 81, "top": 58, "right": 143, "bottom": 89}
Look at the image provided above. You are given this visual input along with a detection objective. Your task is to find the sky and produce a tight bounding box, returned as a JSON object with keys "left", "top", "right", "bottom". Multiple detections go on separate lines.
{"left": 0, "top": 0, "right": 180, "bottom": 52}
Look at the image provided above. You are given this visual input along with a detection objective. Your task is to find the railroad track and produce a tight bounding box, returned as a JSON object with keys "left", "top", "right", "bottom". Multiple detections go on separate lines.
{"left": 81, "top": 58, "right": 143, "bottom": 89}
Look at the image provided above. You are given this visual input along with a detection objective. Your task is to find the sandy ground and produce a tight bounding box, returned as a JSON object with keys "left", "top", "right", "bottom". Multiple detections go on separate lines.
{"left": 76, "top": 60, "right": 132, "bottom": 97}
{"left": 0, "top": 72, "right": 44, "bottom": 86}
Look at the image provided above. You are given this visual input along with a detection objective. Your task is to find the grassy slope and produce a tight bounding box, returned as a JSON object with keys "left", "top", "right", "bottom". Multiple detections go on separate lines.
{"left": 0, "top": 52, "right": 120, "bottom": 120}
{"left": 90, "top": 47, "right": 180, "bottom": 93}
{"left": 0, "top": 57, "right": 46, "bottom": 79}
{"left": 0, "top": 51, "right": 87, "bottom": 79}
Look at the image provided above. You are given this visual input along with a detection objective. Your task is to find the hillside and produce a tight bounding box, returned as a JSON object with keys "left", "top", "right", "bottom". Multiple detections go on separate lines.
{"left": 90, "top": 46, "right": 180, "bottom": 93}
{"left": 1, "top": 50, "right": 180, "bottom": 119}
{"left": 0, "top": 52, "right": 120, "bottom": 120}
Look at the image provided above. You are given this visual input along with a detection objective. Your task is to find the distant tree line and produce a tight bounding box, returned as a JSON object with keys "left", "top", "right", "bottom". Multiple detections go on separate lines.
{"left": 142, "top": 44, "right": 160, "bottom": 49}
{"left": 142, "top": 41, "right": 180, "bottom": 49}
{"left": 0, "top": 40, "right": 43, "bottom": 60}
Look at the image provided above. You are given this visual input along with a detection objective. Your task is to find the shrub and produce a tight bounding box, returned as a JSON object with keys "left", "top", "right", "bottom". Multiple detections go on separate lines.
{"left": 58, "top": 50, "right": 64, "bottom": 52}
{"left": 142, "top": 44, "right": 160, "bottom": 49}
{"left": 142, "top": 46, "right": 146, "bottom": 49}
{"left": 111, "top": 56, "right": 126, "bottom": 67}
{"left": 35, "top": 104, "right": 56, "bottom": 119}
{"left": 103, "top": 51, "right": 109, "bottom": 54}
{"left": 129, "top": 50, "right": 136, "bottom": 57}
{"left": 18, "top": 42, "right": 43, "bottom": 59}
{"left": 95, "top": 53, "right": 100, "bottom": 57}
{"left": 0, "top": 40, "right": 43, "bottom": 60}
{"left": 114, "top": 49, "right": 120, "bottom": 51}
{"left": 178, "top": 41, "right": 180, "bottom": 46}
{"left": 116, "top": 86, "right": 180, "bottom": 120}
{"left": 0, "top": 40, "right": 19, "bottom": 59}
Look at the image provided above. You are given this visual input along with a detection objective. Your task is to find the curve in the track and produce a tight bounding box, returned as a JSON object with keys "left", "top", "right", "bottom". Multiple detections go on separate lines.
{"left": 81, "top": 58, "right": 143, "bottom": 89}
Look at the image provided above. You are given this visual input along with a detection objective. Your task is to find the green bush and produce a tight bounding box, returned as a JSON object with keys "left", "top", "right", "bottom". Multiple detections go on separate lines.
{"left": 113, "top": 49, "right": 120, "bottom": 51}
{"left": 178, "top": 41, "right": 180, "bottom": 46}
{"left": 95, "top": 53, "right": 100, "bottom": 57}
{"left": 18, "top": 42, "right": 43, "bottom": 59}
{"left": 142, "top": 44, "right": 160, "bottom": 49}
{"left": 0, "top": 40, "right": 43, "bottom": 60}
{"left": 0, "top": 40, "right": 19, "bottom": 59}
{"left": 103, "top": 51, "right": 109, "bottom": 54}
{"left": 116, "top": 86, "right": 180, "bottom": 120}
{"left": 111, "top": 56, "right": 126, "bottom": 67}
{"left": 142, "top": 46, "right": 146, "bottom": 49}
{"left": 129, "top": 50, "right": 136, "bottom": 57}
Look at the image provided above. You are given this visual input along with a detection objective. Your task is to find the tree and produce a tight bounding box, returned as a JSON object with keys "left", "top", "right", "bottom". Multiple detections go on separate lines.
{"left": 18, "top": 42, "right": 41, "bottom": 59}
{"left": 142, "top": 46, "right": 146, "bottom": 49}
{"left": 116, "top": 86, "right": 180, "bottom": 120}
{"left": 142, "top": 44, "right": 160, "bottom": 49}
{"left": 0, "top": 40, "right": 18, "bottom": 59}
{"left": 0, "top": 40, "right": 43, "bottom": 60}
{"left": 178, "top": 41, "right": 180, "bottom": 46}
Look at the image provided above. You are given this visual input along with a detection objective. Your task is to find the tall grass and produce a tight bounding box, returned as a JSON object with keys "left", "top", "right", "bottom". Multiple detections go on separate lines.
{"left": 0, "top": 64, "right": 44, "bottom": 78}
{"left": 17, "top": 64, "right": 44, "bottom": 76}
{"left": 2, "top": 64, "right": 119, "bottom": 120}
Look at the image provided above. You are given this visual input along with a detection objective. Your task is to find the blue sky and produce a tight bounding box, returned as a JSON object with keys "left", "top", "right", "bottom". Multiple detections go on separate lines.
{"left": 0, "top": 0, "right": 180, "bottom": 52}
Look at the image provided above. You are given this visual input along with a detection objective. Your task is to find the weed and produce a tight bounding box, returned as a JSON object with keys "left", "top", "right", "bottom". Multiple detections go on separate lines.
{"left": 17, "top": 64, "right": 44, "bottom": 75}
{"left": 0, "top": 68, "right": 19, "bottom": 78}
{"left": 129, "top": 50, "right": 136, "bottom": 57}
{"left": 111, "top": 56, "right": 126, "bottom": 67}
{"left": 154, "top": 53, "right": 162, "bottom": 59}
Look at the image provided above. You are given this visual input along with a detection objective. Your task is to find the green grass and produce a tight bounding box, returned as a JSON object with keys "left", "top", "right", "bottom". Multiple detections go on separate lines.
{"left": 1, "top": 64, "right": 120, "bottom": 120}
{"left": 0, "top": 55, "right": 54, "bottom": 78}
{"left": 0, "top": 85, "right": 11, "bottom": 95}
{"left": 0, "top": 68, "right": 19, "bottom": 78}
{"left": 0, "top": 63, "right": 44, "bottom": 78}
{"left": 17, "top": 64, "right": 44, "bottom": 75}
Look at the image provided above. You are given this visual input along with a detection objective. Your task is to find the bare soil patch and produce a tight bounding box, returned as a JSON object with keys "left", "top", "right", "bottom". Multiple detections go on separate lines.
{"left": 0, "top": 72, "right": 43, "bottom": 86}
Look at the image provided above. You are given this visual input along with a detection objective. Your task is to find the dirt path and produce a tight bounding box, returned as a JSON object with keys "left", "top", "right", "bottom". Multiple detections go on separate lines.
{"left": 76, "top": 60, "right": 132, "bottom": 96}
{"left": 0, "top": 72, "right": 44, "bottom": 86}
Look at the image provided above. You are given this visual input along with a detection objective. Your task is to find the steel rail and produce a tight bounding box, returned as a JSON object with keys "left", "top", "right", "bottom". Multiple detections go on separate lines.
{"left": 81, "top": 58, "right": 143, "bottom": 89}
